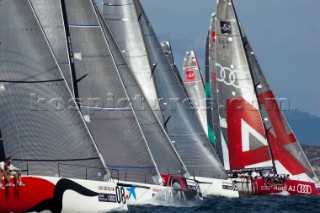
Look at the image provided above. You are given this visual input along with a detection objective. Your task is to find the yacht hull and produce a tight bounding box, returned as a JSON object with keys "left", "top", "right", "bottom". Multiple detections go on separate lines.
{"left": 196, "top": 176, "right": 239, "bottom": 197}
{"left": 231, "top": 178, "right": 320, "bottom": 196}
{"left": 0, "top": 176, "right": 126, "bottom": 213}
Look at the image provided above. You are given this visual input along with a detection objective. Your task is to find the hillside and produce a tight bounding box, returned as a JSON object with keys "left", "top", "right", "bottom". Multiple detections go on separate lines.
{"left": 302, "top": 144, "right": 320, "bottom": 179}
{"left": 284, "top": 109, "right": 320, "bottom": 147}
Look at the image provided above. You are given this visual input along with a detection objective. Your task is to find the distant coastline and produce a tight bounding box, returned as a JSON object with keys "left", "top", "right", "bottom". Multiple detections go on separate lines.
{"left": 302, "top": 144, "right": 320, "bottom": 179}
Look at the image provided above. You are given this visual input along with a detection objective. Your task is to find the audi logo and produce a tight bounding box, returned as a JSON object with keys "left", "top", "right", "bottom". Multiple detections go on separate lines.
{"left": 297, "top": 184, "right": 312, "bottom": 195}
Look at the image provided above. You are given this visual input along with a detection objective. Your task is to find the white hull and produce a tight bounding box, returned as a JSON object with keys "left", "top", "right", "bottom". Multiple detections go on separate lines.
{"left": 0, "top": 176, "right": 127, "bottom": 212}
{"left": 115, "top": 180, "right": 177, "bottom": 206}
{"left": 196, "top": 176, "right": 239, "bottom": 198}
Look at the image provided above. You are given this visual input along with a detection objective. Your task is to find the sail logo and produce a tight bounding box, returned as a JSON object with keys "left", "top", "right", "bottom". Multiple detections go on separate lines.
{"left": 216, "top": 63, "right": 242, "bottom": 88}
{"left": 211, "top": 31, "right": 216, "bottom": 42}
{"left": 186, "top": 71, "right": 195, "bottom": 80}
{"left": 220, "top": 21, "right": 232, "bottom": 34}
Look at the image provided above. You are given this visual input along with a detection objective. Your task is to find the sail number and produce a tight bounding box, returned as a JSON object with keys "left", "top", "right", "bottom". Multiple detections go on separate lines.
{"left": 115, "top": 186, "right": 126, "bottom": 204}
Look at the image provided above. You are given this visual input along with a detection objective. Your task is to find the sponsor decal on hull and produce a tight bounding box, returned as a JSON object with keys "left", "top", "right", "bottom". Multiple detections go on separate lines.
{"left": 254, "top": 178, "right": 319, "bottom": 195}
{"left": 0, "top": 176, "right": 124, "bottom": 213}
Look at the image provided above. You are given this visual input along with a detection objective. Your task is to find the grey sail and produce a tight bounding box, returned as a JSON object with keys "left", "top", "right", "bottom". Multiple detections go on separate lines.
{"left": 0, "top": 0, "right": 107, "bottom": 180}
{"left": 241, "top": 23, "right": 318, "bottom": 182}
{"left": 94, "top": 1, "right": 188, "bottom": 178}
{"left": 214, "top": 0, "right": 274, "bottom": 171}
{"left": 102, "top": 0, "right": 163, "bottom": 124}
{"left": 182, "top": 50, "right": 208, "bottom": 140}
{"left": 136, "top": 0, "right": 227, "bottom": 179}
{"left": 30, "top": 0, "right": 74, "bottom": 95}
{"left": 161, "top": 41, "right": 175, "bottom": 68}
{"left": 160, "top": 41, "right": 187, "bottom": 90}
{"left": 62, "top": 0, "right": 163, "bottom": 184}
{"left": 207, "top": 13, "right": 224, "bottom": 165}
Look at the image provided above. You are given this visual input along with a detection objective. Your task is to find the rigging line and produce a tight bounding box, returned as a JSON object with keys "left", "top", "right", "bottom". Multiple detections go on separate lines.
{"left": 74, "top": 74, "right": 88, "bottom": 84}
{"left": 0, "top": 79, "right": 64, "bottom": 83}
{"left": 164, "top": 115, "right": 172, "bottom": 129}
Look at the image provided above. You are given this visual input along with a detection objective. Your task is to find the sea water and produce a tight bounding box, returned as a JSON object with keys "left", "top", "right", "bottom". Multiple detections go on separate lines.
{"left": 124, "top": 195, "right": 320, "bottom": 213}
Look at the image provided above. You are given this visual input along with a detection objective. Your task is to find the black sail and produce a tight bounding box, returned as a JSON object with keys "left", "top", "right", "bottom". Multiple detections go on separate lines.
{"left": 0, "top": 0, "right": 107, "bottom": 180}
{"left": 135, "top": 0, "right": 227, "bottom": 179}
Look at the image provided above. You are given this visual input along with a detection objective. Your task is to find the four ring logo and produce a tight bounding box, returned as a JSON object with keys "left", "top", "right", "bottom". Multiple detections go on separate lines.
{"left": 297, "top": 184, "right": 312, "bottom": 194}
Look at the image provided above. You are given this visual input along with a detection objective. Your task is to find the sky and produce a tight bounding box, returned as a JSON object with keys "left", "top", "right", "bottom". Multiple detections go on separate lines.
{"left": 140, "top": 0, "right": 320, "bottom": 117}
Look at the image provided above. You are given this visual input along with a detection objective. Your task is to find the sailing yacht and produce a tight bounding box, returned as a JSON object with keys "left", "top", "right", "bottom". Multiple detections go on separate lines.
{"left": 211, "top": 0, "right": 320, "bottom": 195}
{"left": 134, "top": 0, "right": 238, "bottom": 198}
{"left": 99, "top": 0, "right": 203, "bottom": 203}
{"left": 0, "top": 0, "right": 126, "bottom": 212}
{"left": 48, "top": 0, "right": 201, "bottom": 205}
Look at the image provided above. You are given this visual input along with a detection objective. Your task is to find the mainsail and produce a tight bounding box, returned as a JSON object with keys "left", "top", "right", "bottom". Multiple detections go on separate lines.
{"left": 136, "top": 0, "right": 227, "bottom": 179}
{"left": 60, "top": 0, "right": 160, "bottom": 184}
{"left": 0, "top": 0, "right": 107, "bottom": 180}
{"left": 215, "top": 0, "right": 317, "bottom": 182}
{"left": 30, "top": 0, "right": 74, "bottom": 94}
{"left": 215, "top": 0, "right": 273, "bottom": 171}
{"left": 94, "top": 1, "right": 188, "bottom": 178}
{"left": 207, "top": 13, "right": 225, "bottom": 166}
{"left": 102, "top": 0, "right": 163, "bottom": 124}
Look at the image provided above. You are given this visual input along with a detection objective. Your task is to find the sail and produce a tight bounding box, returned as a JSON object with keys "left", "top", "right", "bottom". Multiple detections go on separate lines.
{"left": 215, "top": 0, "right": 273, "bottom": 171}
{"left": 30, "top": 0, "right": 74, "bottom": 94}
{"left": 0, "top": 0, "right": 107, "bottom": 180}
{"left": 102, "top": 0, "right": 163, "bottom": 124}
{"left": 242, "top": 28, "right": 318, "bottom": 182}
{"left": 161, "top": 41, "right": 175, "bottom": 67}
{"left": 94, "top": 1, "right": 188, "bottom": 178}
{"left": 182, "top": 51, "right": 208, "bottom": 138}
{"left": 136, "top": 0, "right": 227, "bottom": 179}
{"left": 160, "top": 41, "right": 187, "bottom": 91}
{"left": 207, "top": 13, "right": 224, "bottom": 163}
{"left": 61, "top": 0, "right": 161, "bottom": 184}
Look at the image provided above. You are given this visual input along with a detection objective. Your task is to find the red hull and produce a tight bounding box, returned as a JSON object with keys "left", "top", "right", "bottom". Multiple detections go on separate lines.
{"left": 0, "top": 177, "right": 55, "bottom": 213}
{"left": 252, "top": 178, "right": 320, "bottom": 195}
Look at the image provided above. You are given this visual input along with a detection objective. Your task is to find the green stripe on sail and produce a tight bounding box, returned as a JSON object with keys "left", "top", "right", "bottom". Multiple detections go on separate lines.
{"left": 208, "top": 125, "right": 215, "bottom": 145}
{"left": 205, "top": 82, "right": 211, "bottom": 98}
{"left": 205, "top": 82, "right": 215, "bottom": 145}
